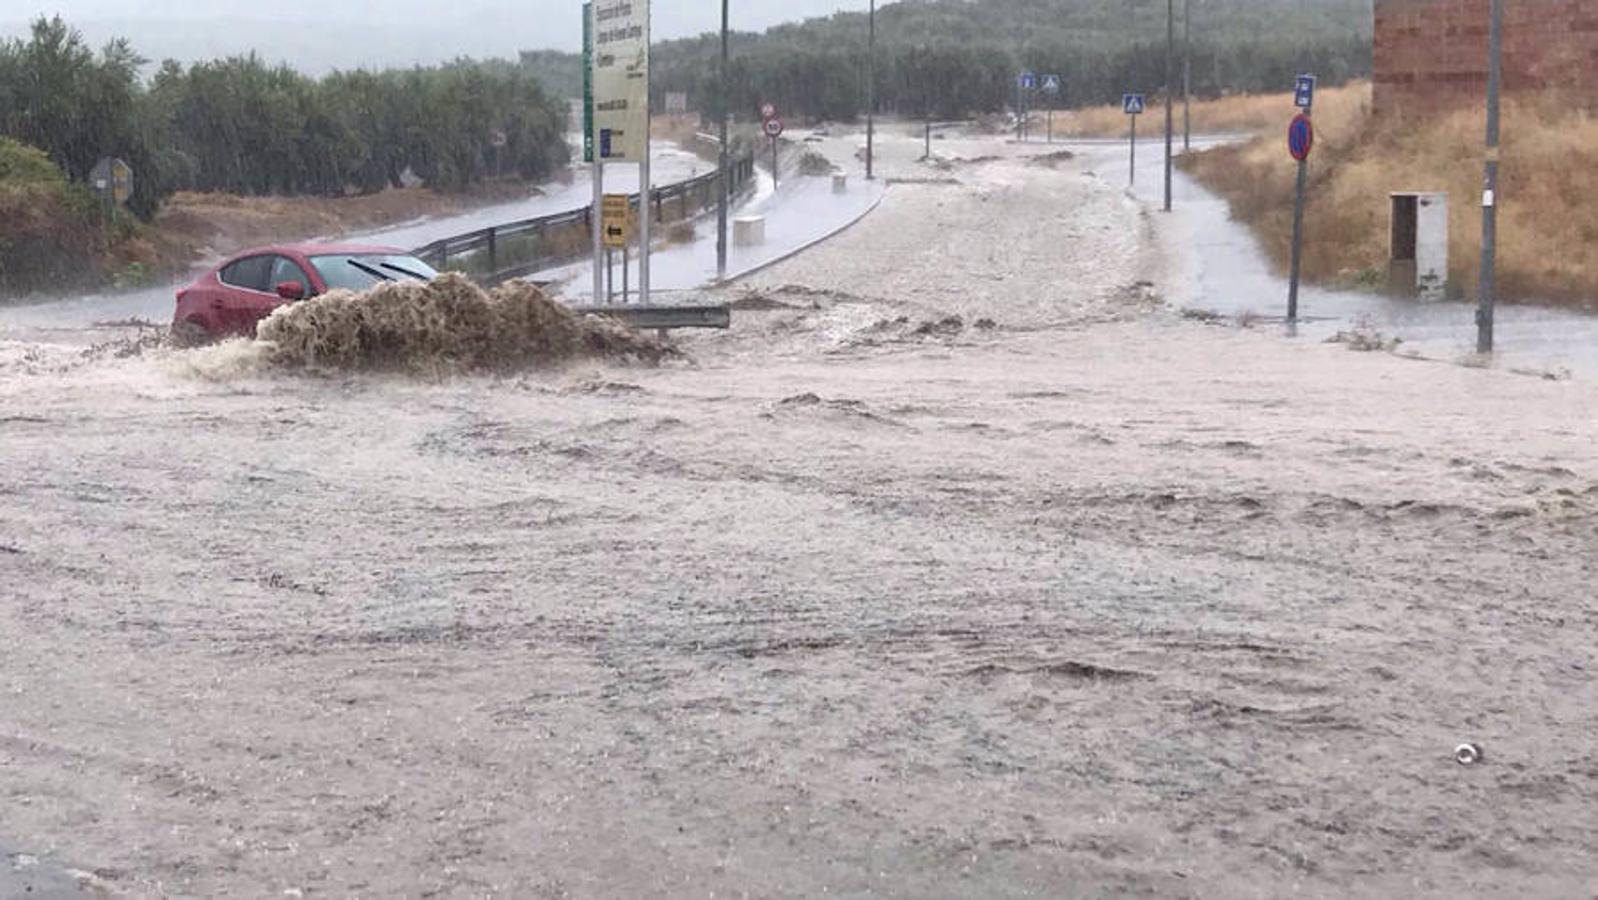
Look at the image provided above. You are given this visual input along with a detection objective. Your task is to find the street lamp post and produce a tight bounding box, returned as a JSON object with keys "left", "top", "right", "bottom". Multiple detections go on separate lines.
{"left": 1163, "top": 0, "right": 1174, "bottom": 212}
{"left": 866, "top": 0, "right": 876, "bottom": 180}
{"left": 716, "top": 0, "right": 730, "bottom": 278}
{"left": 1477, "top": 0, "right": 1503, "bottom": 354}
{"left": 1183, "top": 0, "right": 1191, "bottom": 152}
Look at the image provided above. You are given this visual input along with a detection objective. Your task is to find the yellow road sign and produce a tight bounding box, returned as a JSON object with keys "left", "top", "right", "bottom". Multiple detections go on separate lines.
{"left": 601, "top": 193, "right": 634, "bottom": 248}
{"left": 110, "top": 159, "right": 133, "bottom": 205}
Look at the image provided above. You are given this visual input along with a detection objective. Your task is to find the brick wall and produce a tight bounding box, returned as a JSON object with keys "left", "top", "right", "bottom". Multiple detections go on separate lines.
{"left": 1373, "top": 0, "right": 1598, "bottom": 116}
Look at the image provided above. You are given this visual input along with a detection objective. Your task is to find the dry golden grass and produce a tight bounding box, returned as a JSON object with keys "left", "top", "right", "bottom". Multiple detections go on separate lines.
{"left": 1180, "top": 83, "right": 1598, "bottom": 307}
{"left": 1053, "top": 83, "right": 1372, "bottom": 139}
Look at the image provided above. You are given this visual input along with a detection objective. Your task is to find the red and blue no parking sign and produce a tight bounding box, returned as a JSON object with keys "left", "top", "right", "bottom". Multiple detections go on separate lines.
{"left": 1288, "top": 113, "right": 1314, "bottom": 161}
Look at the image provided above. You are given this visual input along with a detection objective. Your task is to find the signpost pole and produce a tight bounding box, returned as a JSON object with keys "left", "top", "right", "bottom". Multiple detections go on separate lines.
{"left": 1130, "top": 113, "right": 1137, "bottom": 187}
{"left": 772, "top": 136, "right": 779, "bottom": 189}
{"left": 1287, "top": 149, "right": 1307, "bottom": 324}
{"left": 593, "top": 163, "right": 605, "bottom": 305}
{"left": 585, "top": 2, "right": 603, "bottom": 305}
{"left": 1477, "top": 0, "right": 1503, "bottom": 354}
{"left": 1015, "top": 79, "right": 1022, "bottom": 143}
{"left": 639, "top": 156, "right": 650, "bottom": 306}
{"left": 1285, "top": 76, "right": 1317, "bottom": 325}
{"left": 1164, "top": 0, "right": 1174, "bottom": 212}
{"left": 638, "top": 2, "right": 652, "bottom": 307}
{"left": 866, "top": 0, "right": 876, "bottom": 180}
{"left": 716, "top": 0, "right": 729, "bottom": 278}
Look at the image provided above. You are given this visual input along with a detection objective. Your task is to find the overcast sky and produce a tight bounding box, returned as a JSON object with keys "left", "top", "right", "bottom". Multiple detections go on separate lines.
{"left": 5, "top": 1, "right": 883, "bottom": 70}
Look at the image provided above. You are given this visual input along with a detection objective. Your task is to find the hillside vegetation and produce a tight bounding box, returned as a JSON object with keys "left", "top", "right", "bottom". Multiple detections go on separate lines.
{"left": 0, "top": 137, "right": 149, "bottom": 294}
{"left": 1180, "top": 84, "right": 1598, "bottom": 307}
{"left": 0, "top": 16, "right": 573, "bottom": 297}
{"left": 0, "top": 16, "right": 571, "bottom": 220}
{"left": 648, "top": 0, "right": 1372, "bottom": 121}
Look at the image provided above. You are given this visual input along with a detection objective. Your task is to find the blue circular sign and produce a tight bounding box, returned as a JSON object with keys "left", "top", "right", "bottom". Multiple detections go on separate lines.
{"left": 1288, "top": 113, "right": 1314, "bottom": 161}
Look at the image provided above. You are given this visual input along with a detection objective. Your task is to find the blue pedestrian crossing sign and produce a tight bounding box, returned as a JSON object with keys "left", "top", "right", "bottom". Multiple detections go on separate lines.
{"left": 1018, "top": 71, "right": 1038, "bottom": 91}
{"left": 1123, "top": 93, "right": 1146, "bottom": 115}
{"left": 1042, "top": 74, "right": 1062, "bottom": 94}
{"left": 1294, "top": 74, "right": 1317, "bottom": 109}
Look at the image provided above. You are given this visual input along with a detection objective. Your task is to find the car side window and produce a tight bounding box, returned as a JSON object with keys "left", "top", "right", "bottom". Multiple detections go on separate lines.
{"left": 269, "top": 256, "right": 313, "bottom": 296}
{"left": 220, "top": 255, "right": 274, "bottom": 293}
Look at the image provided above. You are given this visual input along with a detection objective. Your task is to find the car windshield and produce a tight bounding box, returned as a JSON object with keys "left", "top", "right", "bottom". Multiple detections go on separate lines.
{"left": 309, "top": 254, "right": 438, "bottom": 292}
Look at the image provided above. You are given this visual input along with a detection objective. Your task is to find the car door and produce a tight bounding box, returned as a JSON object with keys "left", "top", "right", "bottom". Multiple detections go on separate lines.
{"left": 215, "top": 255, "right": 276, "bottom": 336}
{"left": 260, "top": 255, "right": 316, "bottom": 324}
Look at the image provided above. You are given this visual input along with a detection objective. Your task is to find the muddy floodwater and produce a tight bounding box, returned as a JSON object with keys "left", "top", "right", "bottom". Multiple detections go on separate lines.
{"left": 3, "top": 136, "right": 1598, "bottom": 898}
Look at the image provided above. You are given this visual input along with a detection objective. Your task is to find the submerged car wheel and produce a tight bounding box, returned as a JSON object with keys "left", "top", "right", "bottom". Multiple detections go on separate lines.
{"left": 170, "top": 318, "right": 213, "bottom": 347}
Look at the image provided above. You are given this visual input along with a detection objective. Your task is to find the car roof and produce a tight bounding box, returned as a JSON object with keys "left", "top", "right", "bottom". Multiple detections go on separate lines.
{"left": 227, "top": 242, "right": 408, "bottom": 260}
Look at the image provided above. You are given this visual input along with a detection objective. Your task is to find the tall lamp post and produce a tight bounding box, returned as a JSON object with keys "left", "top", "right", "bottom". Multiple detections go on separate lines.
{"left": 717, "top": 0, "right": 730, "bottom": 278}
{"left": 866, "top": 0, "right": 876, "bottom": 180}
{"left": 1477, "top": 0, "right": 1503, "bottom": 353}
{"left": 1163, "top": 0, "right": 1174, "bottom": 212}
{"left": 1182, "top": 0, "right": 1191, "bottom": 152}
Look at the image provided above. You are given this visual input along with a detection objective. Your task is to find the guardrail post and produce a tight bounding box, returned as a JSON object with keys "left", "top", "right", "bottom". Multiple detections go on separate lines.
{"left": 654, "top": 189, "right": 664, "bottom": 224}
{"left": 487, "top": 229, "right": 498, "bottom": 274}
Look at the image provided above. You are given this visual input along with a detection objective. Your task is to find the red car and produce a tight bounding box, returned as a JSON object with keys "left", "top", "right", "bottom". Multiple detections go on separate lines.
{"left": 172, "top": 243, "right": 439, "bottom": 342}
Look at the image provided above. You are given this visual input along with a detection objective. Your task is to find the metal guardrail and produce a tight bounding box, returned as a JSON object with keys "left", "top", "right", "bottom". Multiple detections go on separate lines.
{"left": 570, "top": 304, "right": 732, "bottom": 331}
{"left": 412, "top": 154, "right": 757, "bottom": 288}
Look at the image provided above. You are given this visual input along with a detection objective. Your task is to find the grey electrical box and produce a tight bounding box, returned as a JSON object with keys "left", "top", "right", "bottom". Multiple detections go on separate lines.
{"left": 1389, "top": 192, "right": 1447, "bottom": 300}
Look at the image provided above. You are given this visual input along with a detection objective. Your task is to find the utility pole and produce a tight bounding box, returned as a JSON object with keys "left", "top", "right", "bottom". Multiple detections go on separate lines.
{"left": 717, "top": 0, "right": 730, "bottom": 278}
{"left": 1182, "top": 0, "right": 1191, "bottom": 152}
{"left": 1163, "top": 0, "right": 1174, "bottom": 212}
{"left": 1477, "top": 0, "right": 1503, "bottom": 354}
{"left": 866, "top": 0, "right": 876, "bottom": 180}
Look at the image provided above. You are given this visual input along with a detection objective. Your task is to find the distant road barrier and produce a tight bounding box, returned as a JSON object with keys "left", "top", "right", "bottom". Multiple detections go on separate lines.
{"left": 412, "top": 153, "right": 757, "bottom": 287}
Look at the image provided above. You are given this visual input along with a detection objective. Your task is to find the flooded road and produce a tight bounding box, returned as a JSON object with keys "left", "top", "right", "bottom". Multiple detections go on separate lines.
{"left": 1089, "top": 135, "right": 1598, "bottom": 378}
{"left": 3, "top": 130, "right": 1597, "bottom": 897}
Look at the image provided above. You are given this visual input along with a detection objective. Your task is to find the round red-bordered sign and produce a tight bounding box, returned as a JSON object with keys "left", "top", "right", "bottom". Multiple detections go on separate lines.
{"left": 763, "top": 117, "right": 784, "bottom": 139}
{"left": 761, "top": 103, "right": 777, "bottom": 121}
{"left": 1288, "top": 113, "right": 1314, "bottom": 161}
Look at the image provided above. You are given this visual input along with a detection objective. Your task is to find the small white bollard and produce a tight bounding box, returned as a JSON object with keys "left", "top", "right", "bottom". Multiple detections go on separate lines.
{"left": 733, "top": 216, "right": 766, "bottom": 247}
{"left": 832, "top": 173, "right": 848, "bottom": 195}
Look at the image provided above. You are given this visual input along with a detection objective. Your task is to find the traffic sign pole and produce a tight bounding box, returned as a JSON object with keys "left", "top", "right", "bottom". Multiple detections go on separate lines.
{"left": 763, "top": 116, "right": 785, "bottom": 188}
{"left": 716, "top": 0, "right": 729, "bottom": 278}
{"left": 1287, "top": 143, "right": 1308, "bottom": 324}
{"left": 593, "top": 163, "right": 605, "bottom": 304}
{"left": 866, "top": 0, "right": 876, "bottom": 180}
{"left": 1164, "top": 0, "right": 1174, "bottom": 212}
{"left": 1016, "top": 80, "right": 1024, "bottom": 142}
{"left": 1123, "top": 94, "right": 1144, "bottom": 188}
{"left": 1287, "top": 100, "right": 1314, "bottom": 326}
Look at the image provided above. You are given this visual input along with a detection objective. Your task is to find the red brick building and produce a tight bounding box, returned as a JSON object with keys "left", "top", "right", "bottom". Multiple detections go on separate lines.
{"left": 1373, "top": 0, "right": 1598, "bottom": 116}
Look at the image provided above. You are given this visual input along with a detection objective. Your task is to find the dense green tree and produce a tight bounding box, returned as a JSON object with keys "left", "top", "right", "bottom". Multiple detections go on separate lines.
{"left": 0, "top": 17, "right": 572, "bottom": 220}
{"left": 638, "top": 0, "right": 1372, "bottom": 122}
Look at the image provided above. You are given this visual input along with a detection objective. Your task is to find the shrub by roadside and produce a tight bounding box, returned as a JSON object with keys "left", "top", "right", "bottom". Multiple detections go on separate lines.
{"left": 1053, "top": 83, "right": 1371, "bottom": 140}
{"left": 0, "top": 137, "right": 154, "bottom": 297}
